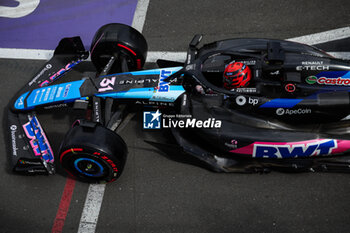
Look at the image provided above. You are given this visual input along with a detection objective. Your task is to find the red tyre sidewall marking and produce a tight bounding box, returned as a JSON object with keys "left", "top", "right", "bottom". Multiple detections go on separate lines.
{"left": 60, "top": 148, "right": 83, "bottom": 163}
{"left": 117, "top": 43, "right": 137, "bottom": 56}
{"left": 94, "top": 152, "right": 119, "bottom": 175}
{"left": 60, "top": 149, "right": 118, "bottom": 179}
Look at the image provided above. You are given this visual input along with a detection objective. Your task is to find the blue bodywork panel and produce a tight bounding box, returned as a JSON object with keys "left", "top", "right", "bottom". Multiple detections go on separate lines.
{"left": 14, "top": 67, "right": 184, "bottom": 110}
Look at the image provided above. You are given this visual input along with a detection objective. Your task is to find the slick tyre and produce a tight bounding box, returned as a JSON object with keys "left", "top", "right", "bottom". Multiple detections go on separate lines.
{"left": 59, "top": 121, "right": 127, "bottom": 183}
{"left": 90, "top": 23, "right": 148, "bottom": 73}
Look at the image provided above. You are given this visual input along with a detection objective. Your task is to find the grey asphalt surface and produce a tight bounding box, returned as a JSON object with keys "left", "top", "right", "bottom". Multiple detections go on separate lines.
{"left": 1, "top": 1, "right": 350, "bottom": 233}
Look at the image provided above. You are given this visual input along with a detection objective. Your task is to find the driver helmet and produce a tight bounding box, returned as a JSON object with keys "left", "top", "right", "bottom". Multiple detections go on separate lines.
{"left": 223, "top": 62, "right": 252, "bottom": 89}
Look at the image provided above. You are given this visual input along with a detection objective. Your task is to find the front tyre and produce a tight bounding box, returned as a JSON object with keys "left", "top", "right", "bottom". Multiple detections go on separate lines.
{"left": 59, "top": 121, "right": 127, "bottom": 183}
{"left": 90, "top": 23, "right": 148, "bottom": 73}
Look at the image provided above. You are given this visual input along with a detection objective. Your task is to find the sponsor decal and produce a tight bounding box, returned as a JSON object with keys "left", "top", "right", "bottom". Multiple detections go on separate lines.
{"left": 301, "top": 61, "right": 324, "bottom": 65}
{"left": 63, "top": 84, "right": 71, "bottom": 97}
{"left": 249, "top": 97, "right": 259, "bottom": 105}
{"left": 38, "top": 89, "right": 45, "bottom": 102}
{"left": 49, "top": 86, "right": 57, "bottom": 101}
{"left": 22, "top": 116, "right": 54, "bottom": 163}
{"left": 102, "top": 56, "right": 116, "bottom": 74}
{"left": 28, "top": 63, "right": 52, "bottom": 86}
{"left": 225, "top": 140, "right": 238, "bottom": 149}
{"left": 10, "top": 125, "right": 18, "bottom": 156}
{"left": 235, "top": 96, "right": 259, "bottom": 106}
{"left": 305, "top": 76, "right": 317, "bottom": 84}
{"left": 270, "top": 70, "right": 280, "bottom": 76}
{"left": 150, "top": 96, "right": 176, "bottom": 101}
{"left": 56, "top": 87, "right": 64, "bottom": 98}
{"left": 135, "top": 100, "right": 174, "bottom": 106}
{"left": 276, "top": 108, "right": 311, "bottom": 115}
{"left": 235, "top": 96, "right": 246, "bottom": 106}
{"left": 317, "top": 77, "right": 350, "bottom": 86}
{"left": 43, "top": 103, "right": 68, "bottom": 109}
{"left": 18, "top": 159, "right": 42, "bottom": 165}
{"left": 285, "top": 83, "right": 296, "bottom": 93}
{"left": 33, "top": 90, "right": 40, "bottom": 104}
{"left": 236, "top": 88, "right": 257, "bottom": 93}
{"left": 93, "top": 100, "right": 101, "bottom": 123}
{"left": 157, "top": 69, "right": 172, "bottom": 92}
{"left": 118, "top": 78, "right": 158, "bottom": 85}
{"left": 143, "top": 110, "right": 222, "bottom": 129}
{"left": 17, "top": 96, "right": 24, "bottom": 106}
{"left": 306, "top": 74, "right": 350, "bottom": 86}
{"left": 39, "top": 60, "right": 81, "bottom": 87}
{"left": 98, "top": 76, "right": 164, "bottom": 92}
{"left": 226, "top": 60, "right": 256, "bottom": 66}
{"left": 253, "top": 139, "right": 337, "bottom": 158}
{"left": 43, "top": 87, "right": 51, "bottom": 101}
{"left": 296, "top": 65, "right": 329, "bottom": 71}
{"left": 240, "top": 60, "right": 256, "bottom": 65}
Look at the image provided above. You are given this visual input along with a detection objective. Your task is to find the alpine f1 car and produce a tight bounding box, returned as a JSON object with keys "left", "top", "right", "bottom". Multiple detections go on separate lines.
{"left": 6, "top": 23, "right": 350, "bottom": 183}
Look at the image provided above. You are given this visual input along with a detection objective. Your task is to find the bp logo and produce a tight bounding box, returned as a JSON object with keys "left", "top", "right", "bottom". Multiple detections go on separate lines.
{"left": 143, "top": 110, "right": 162, "bottom": 129}
{"left": 235, "top": 95, "right": 246, "bottom": 106}
{"left": 306, "top": 76, "right": 317, "bottom": 84}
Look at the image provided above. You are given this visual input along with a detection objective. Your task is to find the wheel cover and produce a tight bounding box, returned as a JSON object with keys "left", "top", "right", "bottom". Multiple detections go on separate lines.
{"left": 74, "top": 158, "right": 104, "bottom": 177}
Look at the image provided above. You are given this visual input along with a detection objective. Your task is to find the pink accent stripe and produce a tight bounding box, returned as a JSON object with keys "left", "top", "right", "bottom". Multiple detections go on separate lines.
{"left": 51, "top": 178, "right": 76, "bottom": 233}
{"left": 90, "top": 32, "right": 105, "bottom": 56}
{"left": 332, "top": 140, "right": 350, "bottom": 154}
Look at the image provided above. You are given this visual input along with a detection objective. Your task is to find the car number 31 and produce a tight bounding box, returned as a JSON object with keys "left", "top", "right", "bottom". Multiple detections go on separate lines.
{"left": 98, "top": 77, "right": 116, "bottom": 92}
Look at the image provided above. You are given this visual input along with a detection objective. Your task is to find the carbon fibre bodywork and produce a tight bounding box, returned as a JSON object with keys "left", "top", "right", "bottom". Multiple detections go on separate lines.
{"left": 5, "top": 30, "right": 350, "bottom": 178}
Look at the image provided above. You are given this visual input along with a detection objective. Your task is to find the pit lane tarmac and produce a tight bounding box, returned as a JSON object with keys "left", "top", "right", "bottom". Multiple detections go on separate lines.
{"left": 1, "top": 1, "right": 350, "bottom": 233}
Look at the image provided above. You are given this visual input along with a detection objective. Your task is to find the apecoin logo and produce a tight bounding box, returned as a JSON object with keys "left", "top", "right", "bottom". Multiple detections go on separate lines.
{"left": 276, "top": 108, "right": 312, "bottom": 115}
{"left": 276, "top": 108, "right": 285, "bottom": 115}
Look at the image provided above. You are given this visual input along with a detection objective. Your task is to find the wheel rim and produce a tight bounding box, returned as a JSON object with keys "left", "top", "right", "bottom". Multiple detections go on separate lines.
{"left": 74, "top": 158, "right": 104, "bottom": 177}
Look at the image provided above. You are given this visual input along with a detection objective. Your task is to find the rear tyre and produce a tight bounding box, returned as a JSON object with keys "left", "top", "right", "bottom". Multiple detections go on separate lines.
{"left": 59, "top": 121, "right": 127, "bottom": 183}
{"left": 90, "top": 23, "right": 148, "bottom": 73}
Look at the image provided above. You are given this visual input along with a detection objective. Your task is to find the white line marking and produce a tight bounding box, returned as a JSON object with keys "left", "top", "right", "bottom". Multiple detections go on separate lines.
{"left": 10, "top": 9, "right": 347, "bottom": 60}
{"left": 77, "top": 1, "right": 150, "bottom": 233}
{"left": 1, "top": 27, "right": 349, "bottom": 60}
{"left": 131, "top": 0, "right": 150, "bottom": 33}
{"left": 288, "top": 26, "right": 350, "bottom": 45}
{"left": 0, "top": 0, "right": 40, "bottom": 18}
{"left": 1, "top": 49, "right": 349, "bottom": 62}
{"left": 328, "top": 52, "right": 350, "bottom": 60}
{"left": 147, "top": 51, "right": 187, "bottom": 63}
{"left": 77, "top": 184, "right": 106, "bottom": 233}
{"left": 0, "top": 48, "right": 54, "bottom": 60}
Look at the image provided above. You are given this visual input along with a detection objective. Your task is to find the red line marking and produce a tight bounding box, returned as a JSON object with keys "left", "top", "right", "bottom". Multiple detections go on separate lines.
{"left": 51, "top": 177, "right": 76, "bottom": 233}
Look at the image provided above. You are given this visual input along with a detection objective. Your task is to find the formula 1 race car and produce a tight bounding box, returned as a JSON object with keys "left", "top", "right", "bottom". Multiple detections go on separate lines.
{"left": 6, "top": 23, "right": 350, "bottom": 183}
